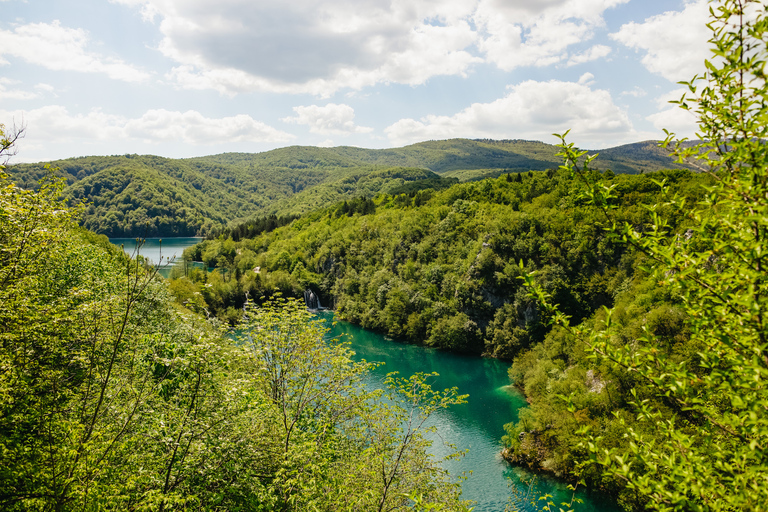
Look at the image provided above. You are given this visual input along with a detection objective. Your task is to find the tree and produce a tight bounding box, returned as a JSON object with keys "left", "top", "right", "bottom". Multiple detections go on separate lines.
{"left": 0, "top": 133, "right": 269, "bottom": 511}
{"left": 234, "top": 298, "right": 472, "bottom": 512}
{"left": 525, "top": 1, "right": 768, "bottom": 509}
{"left": 1, "top": 126, "right": 473, "bottom": 510}
{"left": 0, "top": 122, "right": 24, "bottom": 164}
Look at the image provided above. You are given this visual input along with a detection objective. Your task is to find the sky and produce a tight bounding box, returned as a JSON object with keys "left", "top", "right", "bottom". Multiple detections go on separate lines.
{"left": 0, "top": 0, "right": 710, "bottom": 163}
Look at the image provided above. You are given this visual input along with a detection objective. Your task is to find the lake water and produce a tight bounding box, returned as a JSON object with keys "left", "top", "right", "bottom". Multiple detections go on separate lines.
{"left": 109, "top": 237, "right": 203, "bottom": 277}
{"left": 322, "top": 313, "right": 618, "bottom": 512}
{"left": 107, "top": 237, "right": 619, "bottom": 510}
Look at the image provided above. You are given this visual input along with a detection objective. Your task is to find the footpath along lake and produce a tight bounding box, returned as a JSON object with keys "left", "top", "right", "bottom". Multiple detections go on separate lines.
{"left": 322, "top": 313, "right": 618, "bottom": 512}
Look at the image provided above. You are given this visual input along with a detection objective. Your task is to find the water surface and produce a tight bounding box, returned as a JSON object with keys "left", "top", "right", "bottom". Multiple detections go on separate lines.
{"left": 110, "top": 237, "right": 203, "bottom": 277}
{"left": 322, "top": 313, "right": 618, "bottom": 512}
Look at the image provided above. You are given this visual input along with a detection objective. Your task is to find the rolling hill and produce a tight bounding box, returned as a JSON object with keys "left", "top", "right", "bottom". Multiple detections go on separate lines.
{"left": 6, "top": 138, "right": 694, "bottom": 237}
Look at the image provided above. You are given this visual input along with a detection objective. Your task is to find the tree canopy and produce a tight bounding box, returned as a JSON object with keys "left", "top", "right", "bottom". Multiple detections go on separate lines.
{"left": 0, "top": 133, "right": 472, "bottom": 511}
{"left": 512, "top": 1, "right": 768, "bottom": 509}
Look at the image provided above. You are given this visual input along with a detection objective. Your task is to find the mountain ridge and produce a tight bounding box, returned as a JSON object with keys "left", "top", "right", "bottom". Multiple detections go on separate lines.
{"left": 6, "top": 138, "right": 696, "bottom": 237}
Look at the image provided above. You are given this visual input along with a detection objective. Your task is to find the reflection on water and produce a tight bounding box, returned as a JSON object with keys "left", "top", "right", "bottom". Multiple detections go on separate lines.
{"left": 109, "top": 237, "right": 203, "bottom": 277}
{"left": 321, "top": 312, "right": 619, "bottom": 512}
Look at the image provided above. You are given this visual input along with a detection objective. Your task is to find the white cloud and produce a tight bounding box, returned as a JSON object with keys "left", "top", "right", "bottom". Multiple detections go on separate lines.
{"left": 0, "top": 82, "right": 57, "bottom": 101}
{"left": 162, "top": 23, "right": 480, "bottom": 97}
{"left": 121, "top": 0, "right": 481, "bottom": 95}
{"left": 0, "top": 106, "right": 294, "bottom": 146}
{"left": 621, "top": 86, "right": 647, "bottom": 98}
{"left": 577, "top": 72, "right": 595, "bottom": 85}
{"left": 5, "top": 106, "right": 126, "bottom": 143}
{"left": 113, "top": 0, "right": 629, "bottom": 95}
{"left": 611, "top": 0, "right": 710, "bottom": 82}
{"left": 646, "top": 88, "right": 699, "bottom": 139}
{"left": 283, "top": 103, "right": 373, "bottom": 135}
{"left": 34, "top": 83, "right": 56, "bottom": 94}
{"left": 0, "top": 78, "right": 38, "bottom": 100}
{"left": 0, "top": 21, "right": 150, "bottom": 82}
{"left": 567, "top": 44, "right": 611, "bottom": 66}
{"left": 125, "top": 110, "right": 295, "bottom": 144}
{"left": 385, "top": 78, "right": 634, "bottom": 148}
{"left": 475, "top": 0, "right": 627, "bottom": 70}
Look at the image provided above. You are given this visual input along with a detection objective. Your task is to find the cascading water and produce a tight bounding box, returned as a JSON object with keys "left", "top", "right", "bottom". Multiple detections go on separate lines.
{"left": 303, "top": 289, "right": 323, "bottom": 310}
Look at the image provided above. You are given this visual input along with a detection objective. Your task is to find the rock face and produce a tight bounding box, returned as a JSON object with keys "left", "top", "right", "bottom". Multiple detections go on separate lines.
{"left": 586, "top": 369, "right": 606, "bottom": 393}
{"left": 304, "top": 289, "right": 323, "bottom": 310}
{"left": 501, "top": 428, "right": 561, "bottom": 476}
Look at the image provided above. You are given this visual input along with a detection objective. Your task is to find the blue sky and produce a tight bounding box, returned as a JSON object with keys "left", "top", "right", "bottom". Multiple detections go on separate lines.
{"left": 1, "top": 0, "right": 709, "bottom": 162}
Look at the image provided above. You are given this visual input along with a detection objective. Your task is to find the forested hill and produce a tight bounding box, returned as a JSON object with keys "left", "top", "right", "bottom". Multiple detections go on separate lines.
{"left": 170, "top": 167, "right": 709, "bottom": 350}
{"left": 331, "top": 138, "right": 694, "bottom": 176}
{"left": 0, "top": 166, "right": 470, "bottom": 512}
{"left": 6, "top": 138, "right": 694, "bottom": 237}
{"left": 169, "top": 164, "right": 714, "bottom": 507}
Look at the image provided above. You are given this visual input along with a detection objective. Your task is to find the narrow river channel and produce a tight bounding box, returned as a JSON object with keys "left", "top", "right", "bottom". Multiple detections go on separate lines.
{"left": 321, "top": 312, "right": 619, "bottom": 512}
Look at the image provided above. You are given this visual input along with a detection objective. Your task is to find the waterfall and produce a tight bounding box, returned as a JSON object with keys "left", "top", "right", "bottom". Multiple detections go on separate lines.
{"left": 303, "top": 289, "right": 323, "bottom": 310}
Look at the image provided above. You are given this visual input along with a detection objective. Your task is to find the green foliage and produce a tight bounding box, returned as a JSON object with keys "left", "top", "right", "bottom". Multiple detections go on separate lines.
{"left": 510, "top": 2, "right": 768, "bottom": 509}
{"left": 67, "top": 163, "right": 225, "bottom": 236}
{"left": 0, "top": 123, "right": 23, "bottom": 163}
{"left": 0, "top": 145, "right": 471, "bottom": 510}
{"left": 6, "top": 150, "right": 456, "bottom": 237}
{"left": 175, "top": 168, "right": 709, "bottom": 365}
{"left": 232, "top": 298, "right": 471, "bottom": 511}
{"left": 6, "top": 139, "right": 695, "bottom": 238}
{"left": 333, "top": 196, "right": 377, "bottom": 218}
{"left": 334, "top": 138, "right": 695, "bottom": 176}
{"left": 505, "top": 476, "right": 582, "bottom": 512}
{"left": 208, "top": 212, "right": 301, "bottom": 241}
{"left": 0, "top": 167, "right": 266, "bottom": 510}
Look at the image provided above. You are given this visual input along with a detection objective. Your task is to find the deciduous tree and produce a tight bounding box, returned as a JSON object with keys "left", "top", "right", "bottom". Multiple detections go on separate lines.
{"left": 524, "top": 1, "right": 768, "bottom": 509}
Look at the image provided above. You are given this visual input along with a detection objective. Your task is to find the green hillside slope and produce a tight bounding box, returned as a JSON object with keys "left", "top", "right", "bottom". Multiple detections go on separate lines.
{"left": 170, "top": 165, "right": 712, "bottom": 507}
{"left": 334, "top": 138, "right": 695, "bottom": 177}
{"left": 172, "top": 167, "right": 709, "bottom": 347}
{"left": 0, "top": 163, "right": 468, "bottom": 512}
{"left": 332, "top": 139, "right": 562, "bottom": 173}
{"left": 6, "top": 138, "right": 694, "bottom": 237}
{"left": 68, "top": 163, "right": 229, "bottom": 236}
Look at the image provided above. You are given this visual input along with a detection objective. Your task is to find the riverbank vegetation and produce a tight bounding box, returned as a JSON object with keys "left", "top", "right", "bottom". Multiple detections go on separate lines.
{"left": 506, "top": 1, "right": 768, "bottom": 510}
{"left": 168, "top": 150, "right": 711, "bottom": 512}
{"left": 169, "top": 2, "right": 768, "bottom": 511}
{"left": 0, "top": 133, "right": 472, "bottom": 511}
{"left": 4, "top": 0, "right": 767, "bottom": 509}
{"left": 171, "top": 167, "right": 710, "bottom": 359}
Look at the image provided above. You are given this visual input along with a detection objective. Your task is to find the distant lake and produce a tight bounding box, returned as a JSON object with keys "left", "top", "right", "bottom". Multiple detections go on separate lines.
{"left": 109, "top": 237, "right": 203, "bottom": 277}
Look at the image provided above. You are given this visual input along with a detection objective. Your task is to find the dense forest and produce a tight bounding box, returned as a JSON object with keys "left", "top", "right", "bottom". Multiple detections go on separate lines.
{"left": 169, "top": 164, "right": 712, "bottom": 509}
{"left": 166, "top": 2, "right": 768, "bottom": 509}
{"left": 3, "top": 1, "right": 767, "bottom": 511}
{"left": 5, "top": 139, "right": 693, "bottom": 238}
{"left": 171, "top": 167, "right": 707, "bottom": 357}
{"left": 0, "top": 132, "right": 473, "bottom": 510}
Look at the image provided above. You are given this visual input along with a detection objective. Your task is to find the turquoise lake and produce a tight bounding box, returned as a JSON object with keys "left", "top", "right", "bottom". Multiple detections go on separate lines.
{"left": 108, "top": 237, "right": 618, "bottom": 511}
{"left": 322, "top": 313, "right": 618, "bottom": 512}
{"left": 110, "top": 237, "right": 203, "bottom": 277}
